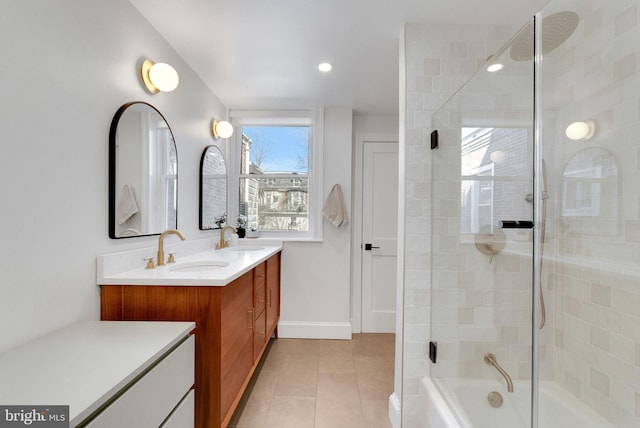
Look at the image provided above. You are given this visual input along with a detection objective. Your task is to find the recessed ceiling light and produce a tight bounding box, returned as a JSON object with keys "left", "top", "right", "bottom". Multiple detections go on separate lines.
{"left": 318, "top": 62, "right": 333, "bottom": 72}
{"left": 487, "top": 63, "right": 503, "bottom": 72}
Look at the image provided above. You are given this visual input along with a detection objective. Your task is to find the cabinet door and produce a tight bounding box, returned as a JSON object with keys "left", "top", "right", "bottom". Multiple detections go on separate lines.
{"left": 220, "top": 272, "right": 254, "bottom": 419}
{"left": 266, "top": 253, "right": 281, "bottom": 337}
{"left": 254, "top": 262, "right": 266, "bottom": 317}
{"left": 253, "top": 310, "right": 267, "bottom": 361}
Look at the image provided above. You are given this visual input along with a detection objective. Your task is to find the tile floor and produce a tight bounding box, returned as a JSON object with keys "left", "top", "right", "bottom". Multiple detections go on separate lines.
{"left": 229, "top": 333, "right": 395, "bottom": 428}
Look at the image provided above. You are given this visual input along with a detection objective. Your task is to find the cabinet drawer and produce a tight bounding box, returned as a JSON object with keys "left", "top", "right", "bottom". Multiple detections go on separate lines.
{"left": 160, "top": 389, "right": 194, "bottom": 428}
{"left": 86, "top": 335, "right": 195, "bottom": 428}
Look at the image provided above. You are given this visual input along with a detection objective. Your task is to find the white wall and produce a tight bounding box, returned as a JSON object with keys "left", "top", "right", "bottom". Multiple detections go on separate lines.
{"left": 278, "top": 108, "right": 354, "bottom": 339}
{"left": 0, "top": 0, "right": 227, "bottom": 352}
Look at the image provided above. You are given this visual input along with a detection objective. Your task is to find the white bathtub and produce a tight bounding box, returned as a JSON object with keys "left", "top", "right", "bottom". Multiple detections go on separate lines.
{"left": 419, "top": 377, "right": 615, "bottom": 428}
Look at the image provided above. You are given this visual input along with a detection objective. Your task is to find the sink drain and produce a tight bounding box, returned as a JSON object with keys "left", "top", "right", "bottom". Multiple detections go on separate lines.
{"left": 488, "top": 391, "right": 503, "bottom": 408}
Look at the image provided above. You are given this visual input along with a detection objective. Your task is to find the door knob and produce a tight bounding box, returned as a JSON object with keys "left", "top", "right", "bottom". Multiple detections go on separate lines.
{"left": 364, "top": 243, "right": 380, "bottom": 251}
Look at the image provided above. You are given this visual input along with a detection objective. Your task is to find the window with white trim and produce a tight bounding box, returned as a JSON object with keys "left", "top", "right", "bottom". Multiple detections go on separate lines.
{"left": 232, "top": 110, "right": 323, "bottom": 240}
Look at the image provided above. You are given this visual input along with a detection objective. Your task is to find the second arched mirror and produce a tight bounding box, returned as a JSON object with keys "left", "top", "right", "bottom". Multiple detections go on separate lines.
{"left": 199, "top": 145, "right": 227, "bottom": 229}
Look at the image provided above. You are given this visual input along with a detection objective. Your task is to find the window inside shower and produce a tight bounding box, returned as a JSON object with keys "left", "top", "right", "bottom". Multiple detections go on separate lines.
{"left": 461, "top": 127, "right": 531, "bottom": 237}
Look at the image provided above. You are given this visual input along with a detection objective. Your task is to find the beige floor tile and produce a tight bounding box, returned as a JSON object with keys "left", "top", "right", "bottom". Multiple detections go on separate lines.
{"left": 228, "top": 395, "right": 270, "bottom": 427}
{"left": 314, "top": 396, "right": 366, "bottom": 428}
{"left": 246, "top": 369, "right": 279, "bottom": 401}
{"left": 317, "top": 372, "right": 361, "bottom": 400}
{"left": 362, "top": 400, "right": 394, "bottom": 428}
{"left": 268, "top": 338, "right": 320, "bottom": 357}
{"left": 356, "top": 371, "right": 394, "bottom": 401}
{"left": 263, "top": 396, "right": 316, "bottom": 428}
{"left": 319, "top": 357, "right": 356, "bottom": 374}
{"left": 274, "top": 371, "right": 318, "bottom": 397}
{"left": 354, "top": 356, "right": 393, "bottom": 374}
{"left": 352, "top": 335, "right": 391, "bottom": 357}
{"left": 318, "top": 339, "right": 354, "bottom": 358}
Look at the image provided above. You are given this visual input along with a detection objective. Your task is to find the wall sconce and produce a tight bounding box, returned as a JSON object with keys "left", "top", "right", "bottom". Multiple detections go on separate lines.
{"left": 565, "top": 120, "right": 595, "bottom": 141}
{"left": 211, "top": 120, "right": 234, "bottom": 139}
{"left": 485, "top": 55, "right": 503, "bottom": 73}
{"left": 141, "top": 59, "right": 180, "bottom": 93}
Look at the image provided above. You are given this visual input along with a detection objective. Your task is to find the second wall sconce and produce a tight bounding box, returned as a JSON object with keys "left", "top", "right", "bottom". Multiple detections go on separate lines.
{"left": 212, "top": 120, "right": 234, "bottom": 139}
{"left": 141, "top": 59, "right": 180, "bottom": 93}
{"left": 565, "top": 120, "right": 595, "bottom": 141}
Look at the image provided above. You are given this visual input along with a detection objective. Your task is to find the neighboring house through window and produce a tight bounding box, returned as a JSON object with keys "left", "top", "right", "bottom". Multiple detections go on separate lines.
{"left": 231, "top": 110, "right": 323, "bottom": 240}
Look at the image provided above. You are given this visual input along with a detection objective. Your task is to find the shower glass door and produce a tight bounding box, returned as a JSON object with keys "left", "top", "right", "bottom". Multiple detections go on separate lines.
{"left": 537, "top": 0, "right": 640, "bottom": 426}
{"left": 428, "top": 21, "right": 536, "bottom": 427}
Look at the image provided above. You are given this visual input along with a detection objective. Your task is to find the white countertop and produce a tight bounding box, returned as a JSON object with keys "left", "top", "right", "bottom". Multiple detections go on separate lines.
{"left": 0, "top": 320, "right": 194, "bottom": 426}
{"left": 97, "top": 242, "right": 282, "bottom": 286}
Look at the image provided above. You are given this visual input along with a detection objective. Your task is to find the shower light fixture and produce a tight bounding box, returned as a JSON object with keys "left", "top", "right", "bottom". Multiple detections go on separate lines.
{"left": 141, "top": 59, "right": 180, "bottom": 93}
{"left": 487, "top": 63, "right": 504, "bottom": 72}
{"left": 318, "top": 62, "right": 333, "bottom": 72}
{"left": 212, "top": 119, "right": 234, "bottom": 139}
{"left": 565, "top": 120, "right": 595, "bottom": 141}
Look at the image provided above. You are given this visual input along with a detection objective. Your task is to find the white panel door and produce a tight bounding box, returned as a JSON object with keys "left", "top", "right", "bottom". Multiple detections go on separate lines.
{"left": 362, "top": 142, "right": 398, "bottom": 333}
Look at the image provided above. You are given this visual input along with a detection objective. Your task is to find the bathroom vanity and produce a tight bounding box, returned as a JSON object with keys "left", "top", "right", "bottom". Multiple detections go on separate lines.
{"left": 0, "top": 320, "right": 195, "bottom": 427}
{"left": 98, "top": 244, "right": 281, "bottom": 428}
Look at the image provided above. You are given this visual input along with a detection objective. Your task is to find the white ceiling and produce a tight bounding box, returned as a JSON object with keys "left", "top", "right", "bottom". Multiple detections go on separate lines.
{"left": 129, "top": 0, "right": 549, "bottom": 116}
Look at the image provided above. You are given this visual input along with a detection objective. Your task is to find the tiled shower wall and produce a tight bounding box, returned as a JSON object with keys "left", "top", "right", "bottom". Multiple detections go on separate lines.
{"left": 401, "top": 22, "right": 517, "bottom": 426}
{"left": 541, "top": 0, "right": 640, "bottom": 425}
{"left": 403, "top": 0, "right": 640, "bottom": 426}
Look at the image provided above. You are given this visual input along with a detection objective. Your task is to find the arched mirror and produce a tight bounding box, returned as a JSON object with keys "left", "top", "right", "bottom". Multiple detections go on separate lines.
{"left": 109, "top": 102, "right": 178, "bottom": 239}
{"left": 561, "top": 147, "right": 618, "bottom": 236}
{"left": 199, "top": 145, "right": 227, "bottom": 229}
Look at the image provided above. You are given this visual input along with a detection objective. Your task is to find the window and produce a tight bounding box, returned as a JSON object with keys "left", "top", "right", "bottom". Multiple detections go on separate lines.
{"left": 232, "top": 110, "right": 323, "bottom": 240}
{"left": 460, "top": 127, "right": 531, "bottom": 236}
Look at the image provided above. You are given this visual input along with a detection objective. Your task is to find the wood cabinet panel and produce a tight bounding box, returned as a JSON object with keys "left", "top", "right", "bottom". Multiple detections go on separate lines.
{"left": 266, "top": 253, "right": 281, "bottom": 338}
{"left": 219, "top": 271, "right": 254, "bottom": 418}
{"left": 253, "top": 262, "right": 266, "bottom": 317}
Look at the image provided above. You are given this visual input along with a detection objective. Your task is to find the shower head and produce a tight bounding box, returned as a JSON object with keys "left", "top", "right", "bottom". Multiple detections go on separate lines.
{"left": 510, "top": 11, "right": 579, "bottom": 62}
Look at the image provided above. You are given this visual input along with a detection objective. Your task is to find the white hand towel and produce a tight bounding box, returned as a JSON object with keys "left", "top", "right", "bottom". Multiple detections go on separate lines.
{"left": 322, "top": 184, "right": 348, "bottom": 227}
{"left": 116, "top": 184, "right": 139, "bottom": 225}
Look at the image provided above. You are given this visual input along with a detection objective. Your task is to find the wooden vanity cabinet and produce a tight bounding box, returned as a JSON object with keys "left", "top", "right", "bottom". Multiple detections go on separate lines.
{"left": 100, "top": 251, "right": 281, "bottom": 428}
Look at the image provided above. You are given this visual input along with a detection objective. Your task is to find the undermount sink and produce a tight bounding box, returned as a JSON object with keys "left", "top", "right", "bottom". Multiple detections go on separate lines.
{"left": 168, "top": 261, "right": 230, "bottom": 273}
{"left": 229, "top": 246, "right": 265, "bottom": 252}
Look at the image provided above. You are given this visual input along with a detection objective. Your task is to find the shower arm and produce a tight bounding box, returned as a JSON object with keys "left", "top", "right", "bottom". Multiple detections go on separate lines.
{"left": 484, "top": 353, "right": 514, "bottom": 393}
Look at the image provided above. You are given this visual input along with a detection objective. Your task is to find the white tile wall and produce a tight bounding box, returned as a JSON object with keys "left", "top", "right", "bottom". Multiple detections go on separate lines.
{"left": 401, "top": 22, "right": 518, "bottom": 425}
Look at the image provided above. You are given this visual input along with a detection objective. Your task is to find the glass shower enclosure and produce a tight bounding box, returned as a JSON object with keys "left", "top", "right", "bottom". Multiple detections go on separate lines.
{"left": 402, "top": 0, "right": 640, "bottom": 427}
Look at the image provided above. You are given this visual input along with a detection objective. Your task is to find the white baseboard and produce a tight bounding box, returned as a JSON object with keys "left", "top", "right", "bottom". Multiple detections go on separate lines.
{"left": 277, "top": 321, "right": 352, "bottom": 339}
{"left": 389, "top": 392, "right": 401, "bottom": 428}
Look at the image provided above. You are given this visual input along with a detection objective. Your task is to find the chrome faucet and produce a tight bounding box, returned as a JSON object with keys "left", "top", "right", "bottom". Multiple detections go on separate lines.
{"left": 157, "top": 229, "right": 185, "bottom": 266}
{"left": 485, "top": 353, "right": 514, "bottom": 393}
{"left": 216, "top": 225, "right": 237, "bottom": 250}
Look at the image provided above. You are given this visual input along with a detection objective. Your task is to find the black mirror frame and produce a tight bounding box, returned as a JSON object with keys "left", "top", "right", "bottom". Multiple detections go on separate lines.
{"left": 108, "top": 101, "right": 178, "bottom": 239}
